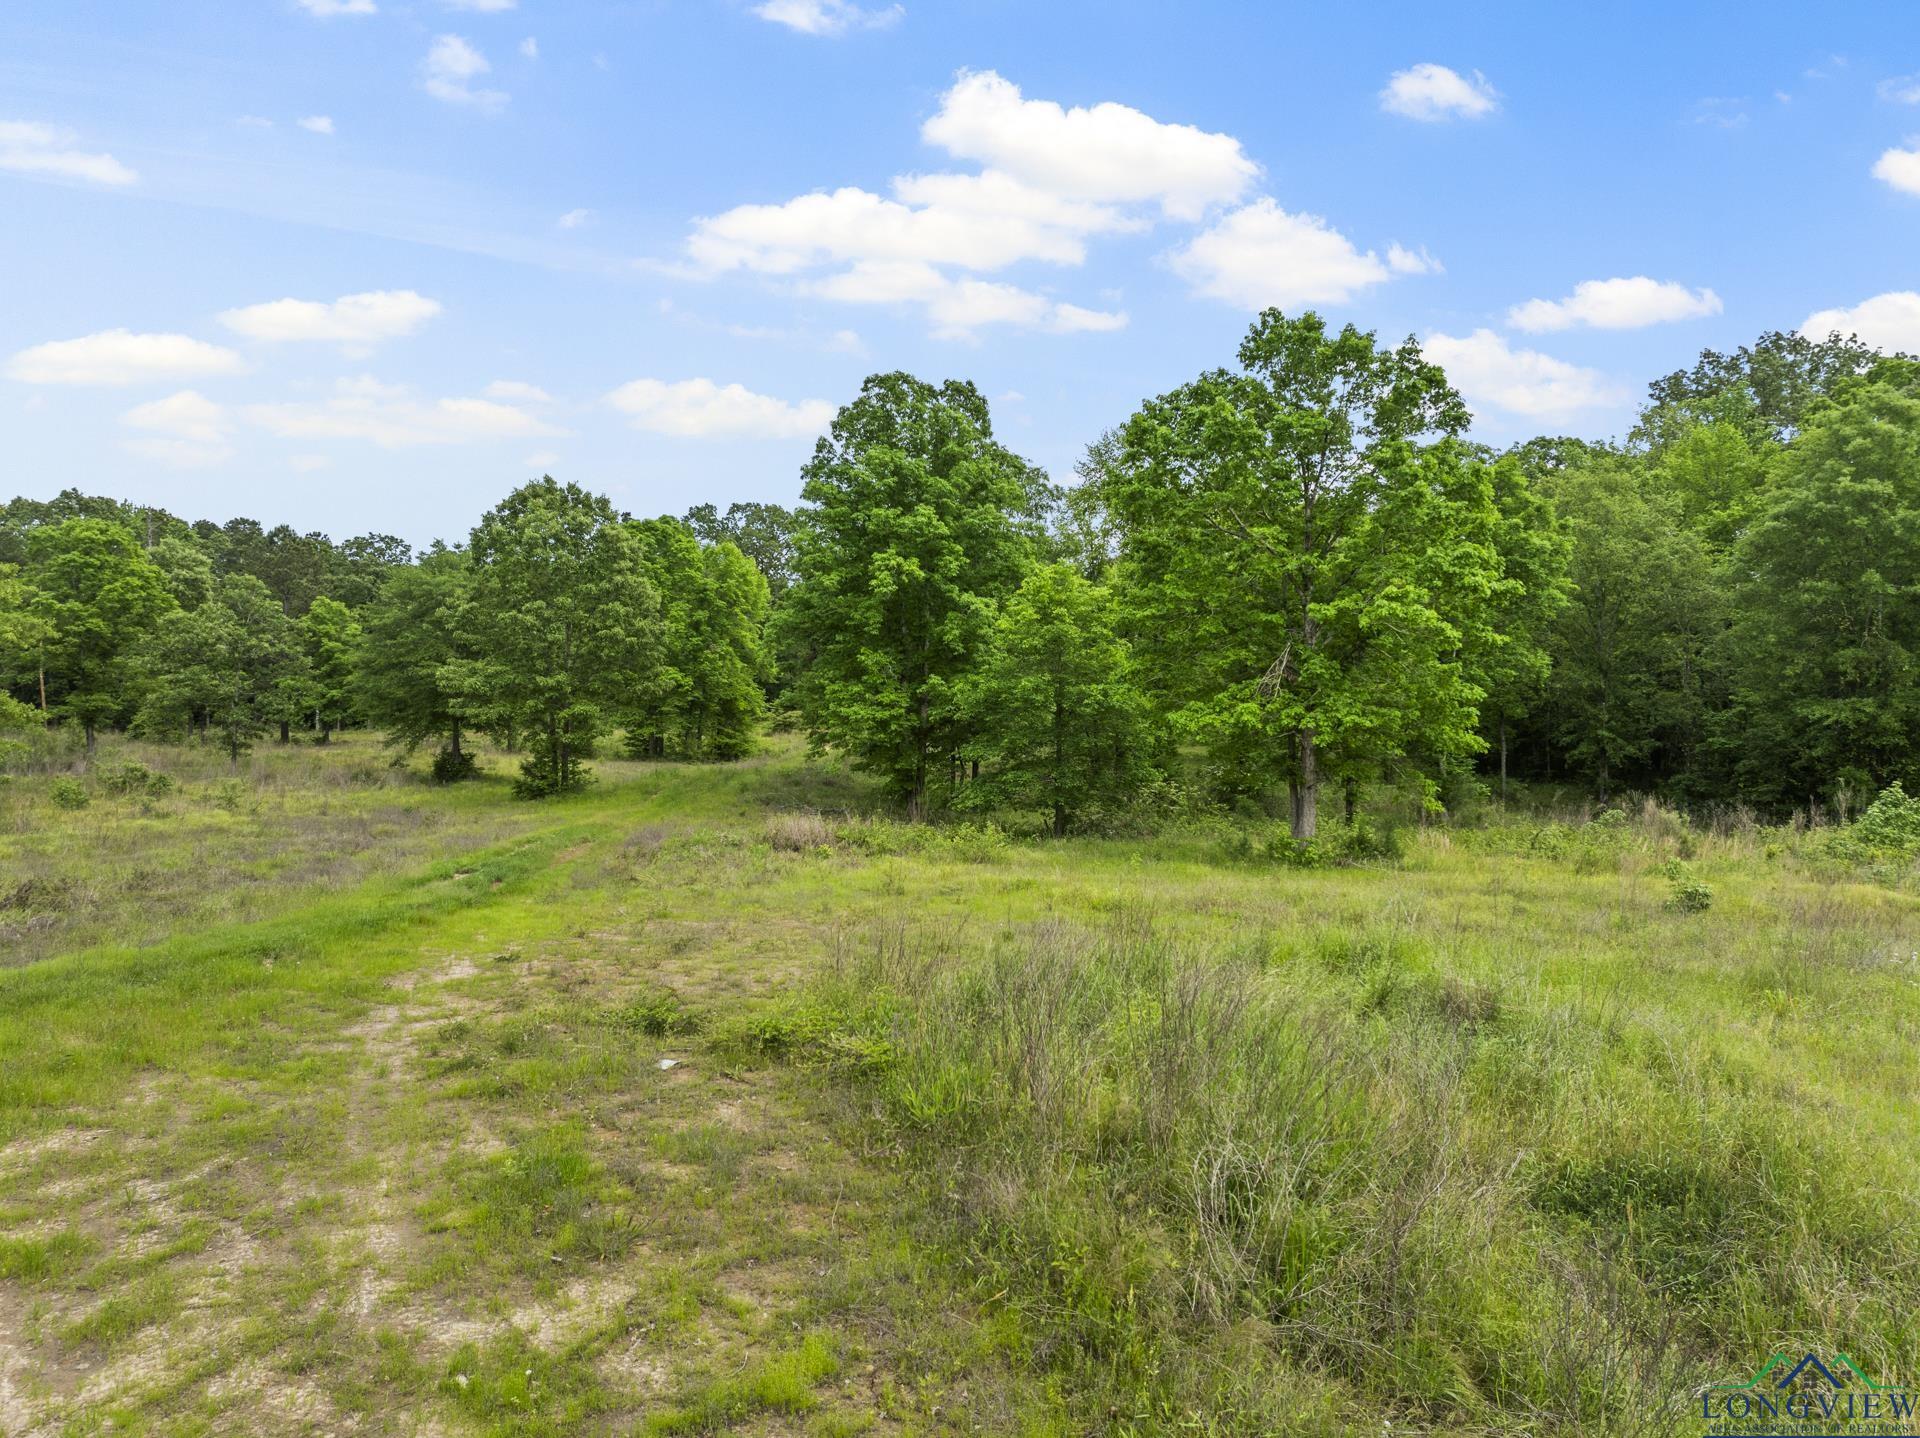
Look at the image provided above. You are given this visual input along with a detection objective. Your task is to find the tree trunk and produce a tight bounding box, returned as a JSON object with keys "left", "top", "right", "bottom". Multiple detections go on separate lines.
{"left": 450, "top": 718, "right": 463, "bottom": 758}
{"left": 1343, "top": 774, "right": 1357, "bottom": 826}
{"left": 1290, "top": 730, "right": 1319, "bottom": 840}
{"left": 84, "top": 720, "right": 96, "bottom": 753}
{"left": 1053, "top": 803, "right": 1067, "bottom": 839}
{"left": 37, "top": 664, "right": 47, "bottom": 711}
{"left": 1499, "top": 717, "right": 1509, "bottom": 803}
{"left": 279, "top": 720, "right": 290, "bottom": 743}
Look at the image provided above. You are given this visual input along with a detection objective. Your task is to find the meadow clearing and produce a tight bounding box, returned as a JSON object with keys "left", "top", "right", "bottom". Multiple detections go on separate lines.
{"left": 1, "top": 735, "right": 1916, "bottom": 1437}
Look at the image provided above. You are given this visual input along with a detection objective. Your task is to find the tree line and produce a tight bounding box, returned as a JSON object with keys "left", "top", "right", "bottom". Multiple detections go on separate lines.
{"left": 3, "top": 310, "right": 1916, "bottom": 832}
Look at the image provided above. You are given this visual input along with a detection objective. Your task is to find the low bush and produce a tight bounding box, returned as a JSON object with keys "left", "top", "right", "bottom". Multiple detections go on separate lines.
{"left": 48, "top": 776, "right": 88, "bottom": 810}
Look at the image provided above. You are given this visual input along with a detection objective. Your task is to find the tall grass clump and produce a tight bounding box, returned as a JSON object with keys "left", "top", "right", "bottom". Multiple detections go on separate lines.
{"left": 799, "top": 917, "right": 1920, "bottom": 1435}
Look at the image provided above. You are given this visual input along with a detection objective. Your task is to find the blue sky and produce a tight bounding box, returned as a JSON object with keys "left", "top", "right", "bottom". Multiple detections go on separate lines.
{"left": 3, "top": 0, "right": 1918, "bottom": 546}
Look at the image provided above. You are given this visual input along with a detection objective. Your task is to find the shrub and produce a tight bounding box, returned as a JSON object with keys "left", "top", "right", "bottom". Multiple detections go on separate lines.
{"left": 512, "top": 749, "right": 596, "bottom": 800}
{"left": 1665, "top": 873, "right": 1713, "bottom": 913}
{"left": 48, "top": 776, "right": 88, "bottom": 810}
{"left": 430, "top": 748, "right": 479, "bottom": 784}
{"left": 1847, "top": 782, "right": 1920, "bottom": 856}
{"left": 99, "top": 761, "right": 173, "bottom": 798}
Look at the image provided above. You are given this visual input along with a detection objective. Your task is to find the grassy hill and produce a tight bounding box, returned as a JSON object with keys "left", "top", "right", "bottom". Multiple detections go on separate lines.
{"left": 1, "top": 736, "right": 1916, "bottom": 1435}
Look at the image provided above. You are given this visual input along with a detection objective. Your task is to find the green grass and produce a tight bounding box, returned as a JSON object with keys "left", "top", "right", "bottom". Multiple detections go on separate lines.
{"left": 1, "top": 731, "right": 1917, "bottom": 1435}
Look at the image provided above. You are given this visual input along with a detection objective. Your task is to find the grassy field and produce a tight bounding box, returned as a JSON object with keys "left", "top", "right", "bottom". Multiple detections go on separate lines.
{"left": 1, "top": 736, "right": 1917, "bottom": 1436}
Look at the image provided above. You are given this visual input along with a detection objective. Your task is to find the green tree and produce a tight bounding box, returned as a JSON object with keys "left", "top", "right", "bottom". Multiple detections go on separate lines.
{"left": 0, "top": 563, "right": 54, "bottom": 713}
{"left": 959, "top": 564, "right": 1156, "bottom": 835}
{"left": 1469, "top": 453, "right": 1571, "bottom": 800}
{"left": 684, "top": 540, "right": 771, "bottom": 759}
{"left": 355, "top": 547, "right": 480, "bottom": 767}
{"left": 781, "top": 373, "right": 1037, "bottom": 817}
{"left": 133, "top": 574, "right": 308, "bottom": 762}
{"left": 1107, "top": 311, "right": 1500, "bottom": 838}
{"left": 455, "top": 478, "right": 661, "bottom": 797}
{"left": 684, "top": 501, "right": 798, "bottom": 598}
{"left": 1540, "top": 458, "right": 1721, "bottom": 797}
{"left": 1720, "top": 361, "right": 1920, "bottom": 807}
{"left": 300, "top": 596, "right": 362, "bottom": 740}
{"left": 25, "top": 518, "right": 176, "bottom": 748}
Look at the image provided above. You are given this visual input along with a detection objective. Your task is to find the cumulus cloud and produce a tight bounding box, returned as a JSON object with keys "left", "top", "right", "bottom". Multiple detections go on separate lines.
{"left": 1801, "top": 292, "right": 1920, "bottom": 354}
{"left": 1423, "top": 330, "right": 1626, "bottom": 420}
{"left": 682, "top": 70, "right": 1285, "bottom": 334}
{"left": 218, "top": 290, "right": 442, "bottom": 346}
{"left": 295, "top": 0, "right": 375, "bottom": 15}
{"left": 247, "top": 376, "right": 562, "bottom": 447}
{"left": 1379, "top": 64, "right": 1498, "bottom": 122}
{"left": 922, "top": 70, "right": 1256, "bottom": 221}
{"left": 557, "top": 207, "right": 592, "bottom": 229}
{"left": 1170, "top": 199, "right": 1393, "bottom": 309}
{"left": 519, "top": 36, "right": 539, "bottom": 59}
{"left": 297, "top": 115, "right": 335, "bottom": 135}
{"left": 751, "top": 0, "right": 903, "bottom": 36}
{"left": 1878, "top": 76, "right": 1920, "bottom": 104}
{"left": 1387, "top": 243, "right": 1443, "bottom": 275}
{"left": 1873, "top": 143, "right": 1920, "bottom": 196}
{"left": 121, "top": 390, "right": 233, "bottom": 468}
{"left": 421, "top": 35, "right": 506, "bottom": 109}
{"left": 0, "top": 121, "right": 137, "bottom": 187}
{"left": 1508, "top": 277, "right": 1723, "bottom": 332}
{"left": 445, "top": 0, "right": 516, "bottom": 9}
{"left": 607, "top": 378, "right": 835, "bottom": 438}
{"left": 483, "top": 380, "right": 552, "bottom": 403}
{"left": 6, "top": 330, "right": 245, "bottom": 386}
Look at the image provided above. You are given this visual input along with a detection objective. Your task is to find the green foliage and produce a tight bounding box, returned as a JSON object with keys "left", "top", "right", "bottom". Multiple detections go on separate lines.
{"left": 957, "top": 564, "right": 1157, "bottom": 835}
{"left": 300, "top": 596, "right": 362, "bottom": 739}
{"left": 1540, "top": 457, "right": 1721, "bottom": 795}
{"left": 1720, "top": 366, "right": 1920, "bottom": 808}
{"left": 429, "top": 747, "right": 479, "bottom": 784}
{"left": 781, "top": 373, "right": 1040, "bottom": 816}
{"left": 1664, "top": 871, "right": 1714, "bottom": 913}
{"left": 131, "top": 573, "right": 309, "bottom": 762}
{"left": 625, "top": 521, "right": 770, "bottom": 761}
{"left": 23, "top": 518, "right": 176, "bottom": 744}
{"left": 48, "top": 775, "right": 89, "bottom": 809}
{"left": 1108, "top": 310, "right": 1502, "bottom": 838}
{"left": 98, "top": 761, "right": 173, "bottom": 797}
{"left": 455, "top": 478, "right": 661, "bottom": 799}
{"left": 355, "top": 546, "right": 480, "bottom": 760}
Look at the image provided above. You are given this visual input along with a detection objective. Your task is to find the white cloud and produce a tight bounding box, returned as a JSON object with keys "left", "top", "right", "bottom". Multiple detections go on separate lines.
{"left": 691, "top": 182, "right": 1123, "bottom": 275}
{"left": 289, "top": 454, "right": 332, "bottom": 472}
{"left": 218, "top": 290, "right": 442, "bottom": 346}
{"left": 1880, "top": 76, "right": 1920, "bottom": 104}
{"left": 421, "top": 35, "right": 507, "bottom": 109}
{"left": 1873, "top": 143, "right": 1920, "bottom": 196}
{"left": 524, "top": 450, "right": 561, "bottom": 470}
{"left": 0, "top": 120, "right": 137, "bottom": 187}
{"left": 607, "top": 378, "right": 835, "bottom": 438}
{"left": 247, "top": 376, "right": 564, "bottom": 447}
{"left": 484, "top": 379, "right": 552, "bottom": 403}
{"left": 6, "top": 330, "right": 244, "bottom": 386}
{"left": 1423, "top": 330, "right": 1626, "bottom": 420}
{"left": 1170, "top": 199, "right": 1393, "bottom": 309}
{"left": 295, "top": 0, "right": 376, "bottom": 15}
{"left": 297, "top": 114, "right": 335, "bottom": 135}
{"left": 803, "top": 259, "right": 1124, "bottom": 339}
{"left": 1801, "top": 292, "right": 1920, "bottom": 354}
{"left": 1379, "top": 64, "right": 1498, "bottom": 122}
{"left": 121, "top": 390, "right": 233, "bottom": 468}
{"left": 681, "top": 70, "right": 1274, "bottom": 335}
{"left": 557, "top": 207, "right": 593, "bottom": 229}
{"left": 922, "top": 70, "right": 1256, "bottom": 221}
{"left": 445, "top": 0, "right": 516, "bottom": 9}
{"left": 1508, "top": 276, "right": 1722, "bottom": 332}
{"left": 751, "top": 0, "right": 902, "bottom": 36}
{"left": 1692, "top": 98, "right": 1748, "bottom": 130}
{"left": 519, "top": 36, "right": 539, "bottom": 59}
{"left": 1386, "top": 243, "right": 1442, "bottom": 275}
{"left": 237, "top": 115, "right": 275, "bottom": 129}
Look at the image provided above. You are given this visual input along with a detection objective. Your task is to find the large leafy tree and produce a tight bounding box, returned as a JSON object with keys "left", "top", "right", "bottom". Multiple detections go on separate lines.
{"left": 782, "top": 373, "right": 1038, "bottom": 816}
{"left": 1539, "top": 457, "right": 1721, "bottom": 797}
{"left": 681, "top": 540, "right": 771, "bottom": 760}
{"left": 25, "top": 518, "right": 176, "bottom": 748}
{"left": 959, "top": 564, "right": 1156, "bottom": 835}
{"left": 1719, "top": 361, "right": 1920, "bottom": 807}
{"left": 133, "top": 574, "right": 309, "bottom": 762}
{"left": 456, "top": 478, "right": 660, "bottom": 797}
{"left": 355, "top": 547, "right": 480, "bottom": 765}
{"left": 684, "top": 501, "right": 798, "bottom": 599}
{"left": 1107, "top": 311, "right": 1501, "bottom": 838}
{"left": 0, "top": 563, "right": 54, "bottom": 713}
{"left": 301, "top": 596, "right": 362, "bottom": 740}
